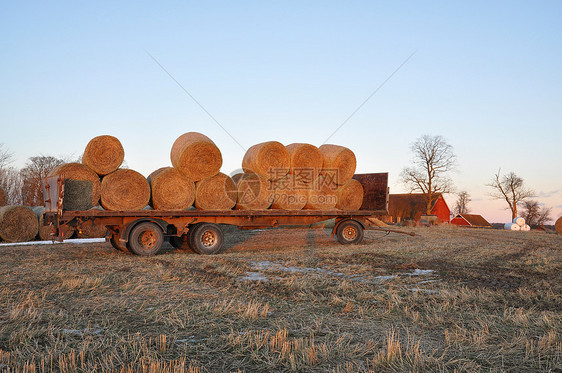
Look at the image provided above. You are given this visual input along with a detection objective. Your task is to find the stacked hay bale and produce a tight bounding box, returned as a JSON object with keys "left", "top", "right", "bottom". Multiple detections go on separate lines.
{"left": 148, "top": 167, "right": 195, "bottom": 210}
{"left": 48, "top": 163, "right": 101, "bottom": 210}
{"left": 233, "top": 173, "right": 274, "bottom": 210}
{"left": 169, "top": 132, "right": 236, "bottom": 210}
{"left": 504, "top": 217, "right": 530, "bottom": 231}
{"left": 0, "top": 206, "right": 38, "bottom": 243}
{"left": 555, "top": 217, "right": 562, "bottom": 235}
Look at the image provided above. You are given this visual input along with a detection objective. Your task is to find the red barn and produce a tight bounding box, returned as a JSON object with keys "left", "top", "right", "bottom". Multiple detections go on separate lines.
{"left": 387, "top": 193, "right": 450, "bottom": 224}
{"left": 450, "top": 214, "right": 491, "bottom": 228}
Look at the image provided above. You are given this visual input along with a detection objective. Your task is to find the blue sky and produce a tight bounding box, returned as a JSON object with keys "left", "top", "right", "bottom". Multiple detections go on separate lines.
{"left": 1, "top": 1, "right": 561, "bottom": 222}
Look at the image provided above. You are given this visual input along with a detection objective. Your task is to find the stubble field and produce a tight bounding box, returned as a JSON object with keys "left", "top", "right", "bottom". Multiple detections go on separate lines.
{"left": 0, "top": 225, "right": 560, "bottom": 372}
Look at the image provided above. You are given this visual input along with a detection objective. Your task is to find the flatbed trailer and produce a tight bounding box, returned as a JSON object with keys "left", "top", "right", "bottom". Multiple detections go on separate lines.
{"left": 43, "top": 173, "right": 397, "bottom": 256}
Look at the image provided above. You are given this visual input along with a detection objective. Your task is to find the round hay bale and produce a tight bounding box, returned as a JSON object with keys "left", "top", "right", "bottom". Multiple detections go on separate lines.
{"left": 101, "top": 169, "right": 150, "bottom": 211}
{"left": 234, "top": 173, "right": 274, "bottom": 210}
{"left": 0, "top": 205, "right": 39, "bottom": 243}
{"left": 148, "top": 167, "right": 195, "bottom": 210}
{"left": 318, "top": 144, "right": 357, "bottom": 186}
{"left": 304, "top": 176, "right": 338, "bottom": 210}
{"left": 0, "top": 186, "right": 6, "bottom": 206}
{"left": 194, "top": 172, "right": 237, "bottom": 210}
{"left": 335, "top": 179, "right": 364, "bottom": 210}
{"left": 82, "top": 135, "right": 124, "bottom": 176}
{"left": 242, "top": 141, "right": 290, "bottom": 181}
{"left": 555, "top": 217, "right": 562, "bottom": 235}
{"left": 270, "top": 175, "right": 308, "bottom": 210}
{"left": 513, "top": 217, "right": 525, "bottom": 226}
{"left": 76, "top": 218, "right": 107, "bottom": 238}
{"left": 32, "top": 206, "right": 74, "bottom": 241}
{"left": 171, "top": 132, "right": 223, "bottom": 181}
{"left": 504, "top": 223, "right": 521, "bottom": 231}
{"left": 285, "top": 143, "right": 323, "bottom": 183}
{"left": 521, "top": 224, "right": 531, "bottom": 231}
{"left": 48, "top": 163, "right": 101, "bottom": 207}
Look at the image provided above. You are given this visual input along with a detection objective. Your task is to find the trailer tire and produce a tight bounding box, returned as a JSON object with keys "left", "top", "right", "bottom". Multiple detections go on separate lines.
{"left": 336, "top": 219, "right": 364, "bottom": 245}
{"left": 189, "top": 223, "right": 224, "bottom": 255}
{"left": 109, "top": 234, "right": 128, "bottom": 252}
{"left": 127, "top": 222, "right": 164, "bottom": 256}
{"left": 169, "top": 233, "right": 195, "bottom": 252}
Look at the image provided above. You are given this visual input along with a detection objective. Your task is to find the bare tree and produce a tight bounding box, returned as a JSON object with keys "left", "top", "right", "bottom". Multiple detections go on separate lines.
{"left": 488, "top": 169, "right": 534, "bottom": 220}
{"left": 20, "top": 155, "right": 65, "bottom": 206}
{"left": 0, "top": 143, "right": 13, "bottom": 169}
{"left": 400, "top": 135, "right": 456, "bottom": 214}
{"left": 0, "top": 167, "right": 24, "bottom": 205}
{"left": 453, "top": 191, "right": 471, "bottom": 215}
{"left": 521, "top": 200, "right": 552, "bottom": 227}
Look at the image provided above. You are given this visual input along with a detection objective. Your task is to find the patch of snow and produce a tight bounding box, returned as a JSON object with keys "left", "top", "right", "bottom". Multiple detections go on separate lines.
{"left": 237, "top": 272, "right": 269, "bottom": 282}
{"left": 373, "top": 275, "right": 397, "bottom": 282}
{"left": 61, "top": 328, "right": 103, "bottom": 336}
{"left": 408, "top": 288, "right": 439, "bottom": 294}
{"left": 406, "top": 269, "right": 435, "bottom": 276}
{"left": 0, "top": 238, "right": 106, "bottom": 247}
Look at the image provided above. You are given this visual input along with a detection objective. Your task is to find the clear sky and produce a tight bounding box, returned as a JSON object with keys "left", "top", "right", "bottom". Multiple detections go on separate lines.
{"left": 1, "top": 1, "right": 561, "bottom": 223}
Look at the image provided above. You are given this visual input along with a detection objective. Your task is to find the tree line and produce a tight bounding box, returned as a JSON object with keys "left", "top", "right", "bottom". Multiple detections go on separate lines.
{"left": 400, "top": 135, "right": 553, "bottom": 226}
{"left": 0, "top": 143, "right": 67, "bottom": 206}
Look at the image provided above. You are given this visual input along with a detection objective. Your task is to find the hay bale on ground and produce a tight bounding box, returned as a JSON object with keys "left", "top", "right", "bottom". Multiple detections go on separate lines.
{"left": 335, "top": 179, "right": 364, "bottom": 210}
{"left": 234, "top": 173, "right": 274, "bottom": 210}
{"left": 318, "top": 144, "right": 356, "bottom": 186}
{"left": 32, "top": 206, "right": 74, "bottom": 240}
{"left": 194, "top": 173, "right": 237, "bottom": 210}
{"left": 148, "top": 167, "right": 195, "bottom": 210}
{"left": 242, "top": 141, "right": 290, "bottom": 181}
{"left": 270, "top": 175, "right": 308, "bottom": 210}
{"left": 82, "top": 135, "right": 124, "bottom": 176}
{"left": 0, "top": 186, "right": 6, "bottom": 206}
{"left": 0, "top": 206, "right": 38, "bottom": 243}
{"left": 285, "top": 143, "right": 323, "bottom": 184}
{"left": 171, "top": 132, "right": 222, "bottom": 181}
{"left": 555, "top": 217, "right": 562, "bottom": 235}
{"left": 304, "top": 176, "right": 337, "bottom": 210}
{"left": 49, "top": 163, "right": 101, "bottom": 208}
{"left": 101, "top": 169, "right": 150, "bottom": 211}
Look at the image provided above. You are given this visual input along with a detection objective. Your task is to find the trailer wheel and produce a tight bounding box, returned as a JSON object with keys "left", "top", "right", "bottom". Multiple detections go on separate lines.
{"left": 169, "top": 233, "right": 195, "bottom": 252}
{"left": 109, "top": 234, "right": 128, "bottom": 252}
{"left": 189, "top": 223, "right": 224, "bottom": 255}
{"left": 127, "top": 222, "right": 164, "bottom": 256}
{"left": 336, "top": 219, "right": 364, "bottom": 245}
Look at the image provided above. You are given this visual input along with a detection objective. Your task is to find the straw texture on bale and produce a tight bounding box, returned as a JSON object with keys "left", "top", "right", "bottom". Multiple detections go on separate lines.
{"left": 0, "top": 206, "right": 38, "bottom": 243}
{"left": 335, "top": 179, "right": 364, "bottom": 211}
{"left": 555, "top": 217, "right": 562, "bottom": 235}
{"left": 32, "top": 206, "right": 74, "bottom": 240}
{"left": 63, "top": 179, "right": 93, "bottom": 211}
{"left": 82, "top": 135, "right": 124, "bottom": 176}
{"left": 242, "top": 141, "right": 290, "bottom": 181}
{"left": 304, "top": 176, "right": 338, "bottom": 210}
{"left": 318, "top": 144, "right": 357, "bottom": 186}
{"left": 270, "top": 175, "right": 308, "bottom": 210}
{"left": 0, "top": 186, "right": 6, "bottom": 206}
{"left": 101, "top": 169, "right": 150, "bottom": 211}
{"left": 234, "top": 173, "right": 274, "bottom": 210}
{"left": 76, "top": 218, "right": 107, "bottom": 238}
{"left": 48, "top": 163, "right": 101, "bottom": 207}
{"left": 148, "top": 167, "right": 195, "bottom": 210}
{"left": 194, "top": 172, "right": 237, "bottom": 210}
{"left": 513, "top": 217, "right": 525, "bottom": 226}
{"left": 171, "top": 132, "right": 222, "bottom": 181}
{"left": 285, "top": 143, "right": 323, "bottom": 182}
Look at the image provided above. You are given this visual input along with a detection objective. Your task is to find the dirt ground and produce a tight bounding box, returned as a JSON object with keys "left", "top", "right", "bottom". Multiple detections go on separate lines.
{"left": 0, "top": 225, "right": 560, "bottom": 372}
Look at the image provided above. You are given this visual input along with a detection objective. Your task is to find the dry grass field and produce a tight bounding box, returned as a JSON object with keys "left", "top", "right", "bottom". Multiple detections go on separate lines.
{"left": 0, "top": 225, "right": 560, "bottom": 372}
